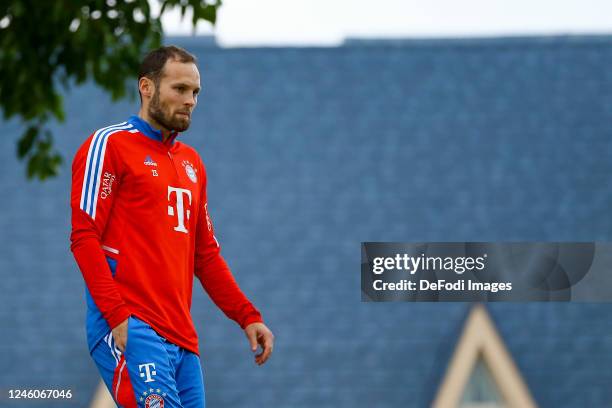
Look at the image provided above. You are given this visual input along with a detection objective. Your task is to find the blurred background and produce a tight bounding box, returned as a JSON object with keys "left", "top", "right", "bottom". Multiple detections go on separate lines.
{"left": 1, "top": 1, "right": 612, "bottom": 407}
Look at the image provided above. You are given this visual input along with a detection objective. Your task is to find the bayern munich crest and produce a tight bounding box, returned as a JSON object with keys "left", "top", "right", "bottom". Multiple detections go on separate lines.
{"left": 140, "top": 387, "right": 167, "bottom": 408}
{"left": 181, "top": 160, "right": 198, "bottom": 183}
{"left": 145, "top": 393, "right": 164, "bottom": 408}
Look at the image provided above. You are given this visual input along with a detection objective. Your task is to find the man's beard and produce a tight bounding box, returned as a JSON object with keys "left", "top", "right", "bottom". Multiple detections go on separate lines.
{"left": 148, "top": 87, "right": 191, "bottom": 132}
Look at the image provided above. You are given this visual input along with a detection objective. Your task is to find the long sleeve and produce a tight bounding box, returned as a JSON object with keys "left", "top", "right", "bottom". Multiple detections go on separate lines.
{"left": 70, "top": 132, "right": 131, "bottom": 329}
{"left": 194, "top": 164, "right": 263, "bottom": 329}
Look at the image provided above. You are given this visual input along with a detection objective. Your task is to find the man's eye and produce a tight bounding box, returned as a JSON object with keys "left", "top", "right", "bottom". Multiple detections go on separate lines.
{"left": 176, "top": 86, "right": 185, "bottom": 92}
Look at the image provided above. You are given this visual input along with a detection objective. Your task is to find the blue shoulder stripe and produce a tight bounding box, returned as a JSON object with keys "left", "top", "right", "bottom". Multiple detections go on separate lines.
{"left": 80, "top": 122, "right": 132, "bottom": 218}
{"left": 80, "top": 122, "right": 126, "bottom": 212}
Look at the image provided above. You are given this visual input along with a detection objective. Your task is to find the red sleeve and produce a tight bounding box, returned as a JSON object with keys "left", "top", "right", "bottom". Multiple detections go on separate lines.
{"left": 194, "top": 162, "right": 263, "bottom": 329}
{"left": 69, "top": 132, "right": 131, "bottom": 329}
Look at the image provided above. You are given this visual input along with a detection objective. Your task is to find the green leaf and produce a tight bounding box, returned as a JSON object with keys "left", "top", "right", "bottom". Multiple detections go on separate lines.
{"left": 200, "top": 4, "right": 217, "bottom": 24}
{"left": 25, "top": 137, "right": 63, "bottom": 180}
{"left": 17, "top": 125, "right": 39, "bottom": 159}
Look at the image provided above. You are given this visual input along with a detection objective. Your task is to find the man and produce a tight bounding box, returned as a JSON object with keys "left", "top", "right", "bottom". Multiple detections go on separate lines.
{"left": 70, "top": 45, "right": 274, "bottom": 408}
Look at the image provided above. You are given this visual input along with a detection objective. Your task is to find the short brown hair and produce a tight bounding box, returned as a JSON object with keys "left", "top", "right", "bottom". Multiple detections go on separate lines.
{"left": 138, "top": 46, "right": 197, "bottom": 97}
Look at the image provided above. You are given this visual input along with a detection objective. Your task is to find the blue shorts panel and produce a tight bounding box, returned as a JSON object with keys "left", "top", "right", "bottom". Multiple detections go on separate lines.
{"left": 90, "top": 316, "right": 205, "bottom": 408}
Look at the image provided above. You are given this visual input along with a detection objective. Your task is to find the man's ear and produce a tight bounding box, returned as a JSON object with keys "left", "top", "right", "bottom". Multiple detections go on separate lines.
{"left": 139, "top": 77, "right": 154, "bottom": 100}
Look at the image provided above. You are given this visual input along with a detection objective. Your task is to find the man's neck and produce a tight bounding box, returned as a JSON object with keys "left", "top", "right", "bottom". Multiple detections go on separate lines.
{"left": 137, "top": 110, "right": 172, "bottom": 141}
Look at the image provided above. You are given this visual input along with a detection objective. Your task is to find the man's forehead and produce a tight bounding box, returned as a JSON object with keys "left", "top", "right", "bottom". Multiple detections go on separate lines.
{"left": 161, "top": 59, "right": 200, "bottom": 84}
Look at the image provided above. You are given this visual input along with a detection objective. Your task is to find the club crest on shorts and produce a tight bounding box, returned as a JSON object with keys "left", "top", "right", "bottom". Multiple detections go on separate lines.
{"left": 140, "top": 388, "right": 167, "bottom": 407}
{"left": 181, "top": 160, "right": 198, "bottom": 183}
{"left": 144, "top": 393, "right": 164, "bottom": 408}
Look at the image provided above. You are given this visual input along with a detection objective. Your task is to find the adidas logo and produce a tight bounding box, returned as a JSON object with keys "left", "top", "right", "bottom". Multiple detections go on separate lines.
{"left": 144, "top": 155, "right": 158, "bottom": 167}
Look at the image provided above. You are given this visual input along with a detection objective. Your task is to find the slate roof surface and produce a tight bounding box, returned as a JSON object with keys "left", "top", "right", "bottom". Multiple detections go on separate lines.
{"left": 1, "top": 35, "right": 611, "bottom": 407}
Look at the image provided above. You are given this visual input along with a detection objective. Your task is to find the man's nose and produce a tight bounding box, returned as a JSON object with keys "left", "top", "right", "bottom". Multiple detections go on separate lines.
{"left": 185, "top": 94, "right": 196, "bottom": 107}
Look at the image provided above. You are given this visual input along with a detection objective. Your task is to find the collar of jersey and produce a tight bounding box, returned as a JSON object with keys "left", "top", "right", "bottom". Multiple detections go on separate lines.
{"left": 128, "top": 115, "right": 178, "bottom": 145}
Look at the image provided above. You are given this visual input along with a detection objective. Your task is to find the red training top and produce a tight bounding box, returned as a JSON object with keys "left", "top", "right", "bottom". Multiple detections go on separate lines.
{"left": 70, "top": 115, "right": 262, "bottom": 355}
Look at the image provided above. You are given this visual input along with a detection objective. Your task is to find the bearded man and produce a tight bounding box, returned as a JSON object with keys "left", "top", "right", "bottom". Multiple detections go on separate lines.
{"left": 70, "top": 45, "right": 274, "bottom": 408}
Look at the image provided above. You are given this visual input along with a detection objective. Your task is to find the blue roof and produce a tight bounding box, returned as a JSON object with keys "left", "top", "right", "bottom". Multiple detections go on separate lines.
{"left": 1, "top": 35, "right": 612, "bottom": 407}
